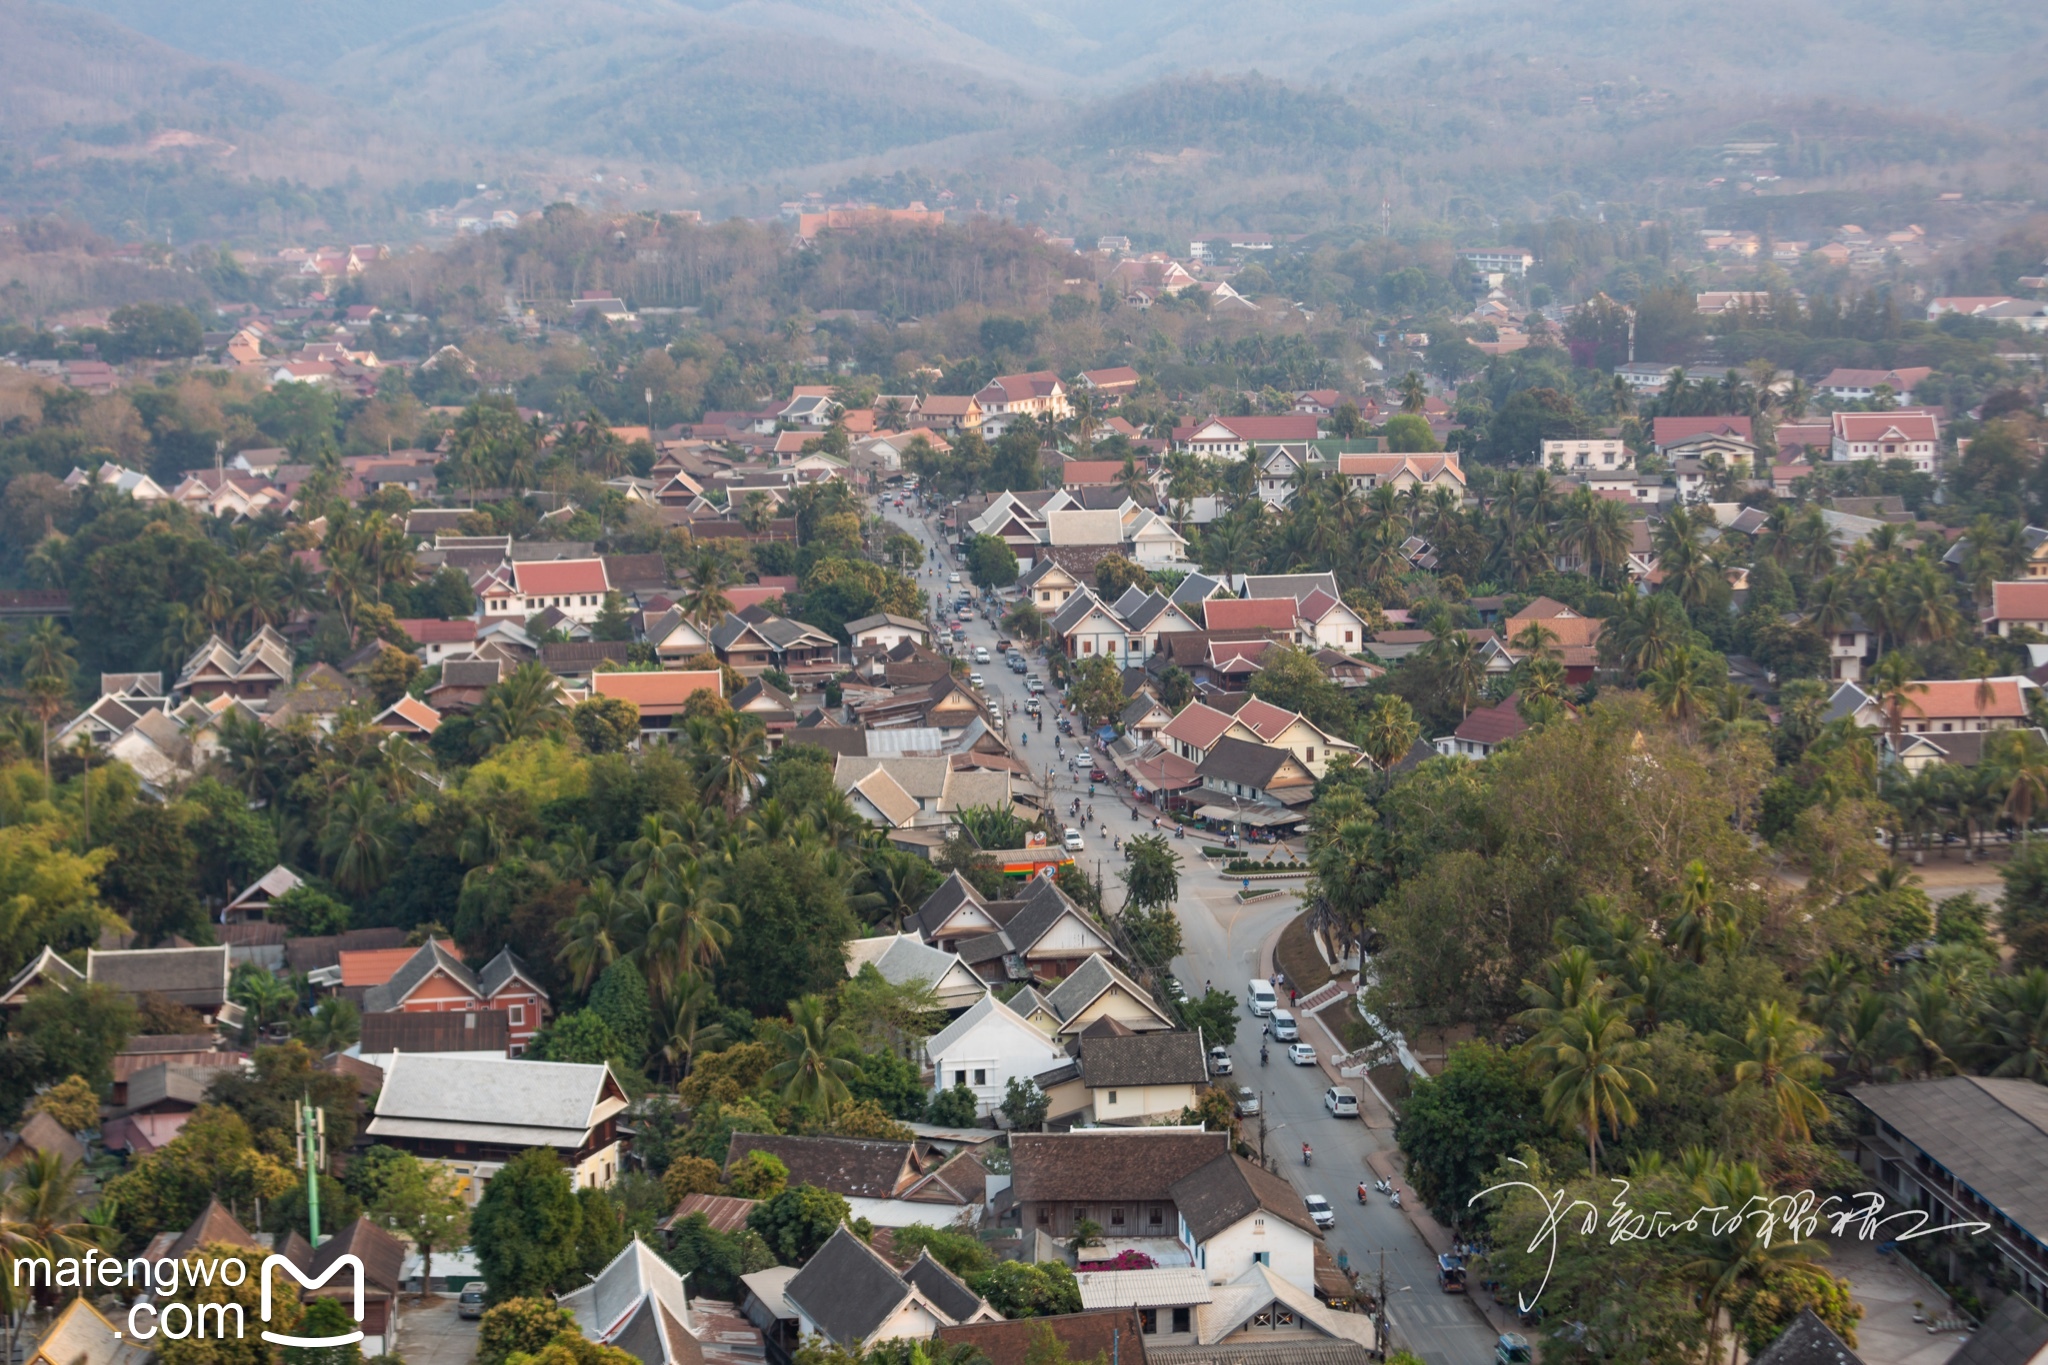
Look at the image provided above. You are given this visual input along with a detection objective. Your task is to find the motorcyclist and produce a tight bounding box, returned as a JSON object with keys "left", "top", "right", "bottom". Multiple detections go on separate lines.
{"left": 1259, "top": 1044, "right": 1268, "bottom": 1065}
{"left": 1358, "top": 1182, "right": 1368, "bottom": 1204}
{"left": 1302, "top": 1143, "right": 1312, "bottom": 1167}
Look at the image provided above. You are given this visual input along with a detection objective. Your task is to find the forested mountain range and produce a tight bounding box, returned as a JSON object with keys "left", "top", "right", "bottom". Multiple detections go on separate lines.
{"left": 2, "top": 0, "right": 2043, "bottom": 233}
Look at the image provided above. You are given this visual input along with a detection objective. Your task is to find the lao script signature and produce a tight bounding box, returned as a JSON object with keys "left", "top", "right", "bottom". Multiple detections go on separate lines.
{"left": 1469, "top": 1158, "right": 1991, "bottom": 1313}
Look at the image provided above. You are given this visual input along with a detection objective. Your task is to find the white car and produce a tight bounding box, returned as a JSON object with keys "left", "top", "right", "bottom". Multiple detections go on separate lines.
{"left": 1063, "top": 828, "right": 1085, "bottom": 852}
{"left": 1303, "top": 1194, "right": 1336, "bottom": 1229}
{"left": 973, "top": 646, "right": 991, "bottom": 664}
{"left": 1287, "top": 1042, "right": 1318, "bottom": 1067}
{"left": 1209, "top": 1045, "right": 1233, "bottom": 1075}
{"left": 1324, "top": 1086, "right": 1360, "bottom": 1118}
{"left": 969, "top": 673, "right": 984, "bottom": 688}
{"left": 948, "top": 572, "right": 961, "bottom": 583}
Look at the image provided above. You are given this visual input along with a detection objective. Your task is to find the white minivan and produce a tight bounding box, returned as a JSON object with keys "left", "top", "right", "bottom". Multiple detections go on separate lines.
{"left": 1269, "top": 1008, "right": 1299, "bottom": 1042}
{"left": 1246, "top": 979, "right": 1277, "bottom": 1016}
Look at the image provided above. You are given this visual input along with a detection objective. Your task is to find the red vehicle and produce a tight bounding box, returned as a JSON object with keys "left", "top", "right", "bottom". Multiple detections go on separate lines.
{"left": 1091, "top": 768, "right": 1109, "bottom": 782}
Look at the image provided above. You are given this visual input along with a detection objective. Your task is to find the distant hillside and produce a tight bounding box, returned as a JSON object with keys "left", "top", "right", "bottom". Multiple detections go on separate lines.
{"left": 46, "top": 0, "right": 499, "bottom": 79}
{"left": 328, "top": 0, "right": 1052, "bottom": 179}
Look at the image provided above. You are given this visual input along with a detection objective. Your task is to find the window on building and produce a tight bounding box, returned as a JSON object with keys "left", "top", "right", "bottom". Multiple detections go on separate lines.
{"left": 1037, "top": 1207, "right": 1049, "bottom": 1225}
{"left": 1110, "top": 1207, "right": 1126, "bottom": 1226}
{"left": 1138, "top": 1309, "right": 1157, "bottom": 1334}
{"left": 1171, "top": 1308, "right": 1191, "bottom": 1334}
{"left": 509, "top": 1004, "right": 524, "bottom": 1025}
{"left": 973, "top": 1068, "right": 987, "bottom": 1086}
{"left": 1149, "top": 1205, "right": 1163, "bottom": 1226}
{"left": 953, "top": 1070, "right": 966, "bottom": 1086}
{"left": 1253, "top": 1251, "right": 1270, "bottom": 1266}
{"left": 1106, "top": 1091, "right": 1118, "bottom": 1105}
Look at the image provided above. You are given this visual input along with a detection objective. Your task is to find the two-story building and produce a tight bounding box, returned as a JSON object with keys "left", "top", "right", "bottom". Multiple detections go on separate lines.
{"left": 364, "top": 1054, "right": 628, "bottom": 1197}
{"left": 1831, "top": 411, "right": 1940, "bottom": 472}
{"left": 1543, "top": 437, "right": 1634, "bottom": 473}
{"left": 1010, "top": 1128, "right": 1230, "bottom": 1240}
{"left": 361, "top": 939, "right": 551, "bottom": 1052}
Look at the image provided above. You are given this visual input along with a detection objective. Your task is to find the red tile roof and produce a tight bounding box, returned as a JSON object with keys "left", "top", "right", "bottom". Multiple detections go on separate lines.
{"left": 1652, "top": 416, "right": 1754, "bottom": 447}
{"left": 591, "top": 670, "right": 724, "bottom": 714}
{"left": 1990, "top": 582, "right": 2048, "bottom": 621}
{"left": 1455, "top": 698, "right": 1529, "bottom": 745}
{"left": 395, "top": 618, "right": 477, "bottom": 645}
{"left": 512, "top": 559, "right": 609, "bottom": 595}
{"left": 1062, "top": 461, "right": 1128, "bottom": 485}
{"left": 1832, "top": 412, "right": 1939, "bottom": 443}
{"left": 1202, "top": 597, "right": 1298, "bottom": 633}
{"left": 1902, "top": 678, "right": 2030, "bottom": 721}
{"left": 1176, "top": 415, "right": 1320, "bottom": 442}
{"left": 1159, "top": 703, "right": 1236, "bottom": 750}
{"left": 1231, "top": 697, "right": 1298, "bottom": 742}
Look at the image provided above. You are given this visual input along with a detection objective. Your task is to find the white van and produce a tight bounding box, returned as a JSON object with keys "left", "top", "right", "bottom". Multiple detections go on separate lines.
{"left": 1269, "top": 1008, "right": 1299, "bottom": 1041}
{"left": 1246, "top": 979, "right": 1277, "bottom": 1016}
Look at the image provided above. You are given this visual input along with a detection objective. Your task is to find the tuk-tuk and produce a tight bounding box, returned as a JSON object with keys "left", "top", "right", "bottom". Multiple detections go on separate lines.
{"left": 1437, "top": 1253, "right": 1468, "bottom": 1293}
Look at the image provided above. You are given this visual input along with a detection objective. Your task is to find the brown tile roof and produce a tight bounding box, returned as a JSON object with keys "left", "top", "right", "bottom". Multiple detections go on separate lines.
{"left": 724, "top": 1133, "right": 915, "bottom": 1199}
{"left": 937, "top": 1311, "right": 1149, "bottom": 1365}
{"left": 359, "top": 1010, "right": 511, "bottom": 1053}
{"left": 1080, "top": 1031, "right": 1209, "bottom": 1088}
{"left": 1011, "top": 1130, "right": 1227, "bottom": 1204}
{"left": 1169, "top": 1152, "right": 1321, "bottom": 1241}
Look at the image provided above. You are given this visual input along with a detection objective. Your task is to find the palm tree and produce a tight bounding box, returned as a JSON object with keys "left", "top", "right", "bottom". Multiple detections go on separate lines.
{"left": 696, "top": 711, "right": 768, "bottom": 819}
{"left": 1641, "top": 644, "right": 1717, "bottom": 739}
{"left": 682, "top": 550, "right": 736, "bottom": 627}
{"left": 1681, "top": 1158, "right": 1830, "bottom": 1365}
{"left": 1866, "top": 651, "right": 1927, "bottom": 759}
{"left": 298, "top": 996, "right": 361, "bottom": 1053}
{"left": 322, "top": 777, "right": 396, "bottom": 896}
{"left": 1425, "top": 620, "right": 1488, "bottom": 719}
{"left": 20, "top": 617, "right": 74, "bottom": 789}
{"left": 1359, "top": 694, "right": 1421, "bottom": 770}
{"left": 1994, "top": 728, "right": 2048, "bottom": 842}
{"left": 474, "top": 662, "right": 564, "bottom": 752}
{"left": 1534, "top": 994, "right": 1655, "bottom": 1177}
{"left": 1982, "top": 968, "right": 2048, "bottom": 1081}
{"left": 559, "top": 876, "right": 644, "bottom": 992}
{"left": 1004, "top": 600, "right": 1047, "bottom": 642}
{"left": 2, "top": 1148, "right": 101, "bottom": 1316}
{"left": 1397, "top": 371, "right": 1427, "bottom": 413}
{"left": 1663, "top": 859, "right": 1732, "bottom": 963}
{"left": 1723, "top": 1002, "right": 1833, "bottom": 1143}
{"left": 651, "top": 973, "right": 726, "bottom": 1083}
{"left": 767, "top": 994, "right": 858, "bottom": 1116}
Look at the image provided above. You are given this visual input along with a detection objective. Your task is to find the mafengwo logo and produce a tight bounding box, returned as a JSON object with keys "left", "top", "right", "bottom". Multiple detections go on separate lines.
{"left": 13, "top": 1252, "right": 364, "bottom": 1344}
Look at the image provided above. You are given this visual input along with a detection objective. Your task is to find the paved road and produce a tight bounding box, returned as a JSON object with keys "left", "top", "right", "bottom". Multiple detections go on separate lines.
{"left": 881, "top": 498, "right": 1504, "bottom": 1365}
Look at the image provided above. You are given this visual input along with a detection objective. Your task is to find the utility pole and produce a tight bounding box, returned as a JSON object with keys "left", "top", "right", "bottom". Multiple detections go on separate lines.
{"left": 1375, "top": 1250, "right": 1390, "bottom": 1361}
{"left": 294, "top": 1095, "right": 328, "bottom": 1246}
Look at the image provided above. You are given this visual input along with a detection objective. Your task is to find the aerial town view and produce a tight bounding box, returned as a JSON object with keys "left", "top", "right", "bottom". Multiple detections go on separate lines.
{"left": 1, "top": 4, "right": 2046, "bottom": 1365}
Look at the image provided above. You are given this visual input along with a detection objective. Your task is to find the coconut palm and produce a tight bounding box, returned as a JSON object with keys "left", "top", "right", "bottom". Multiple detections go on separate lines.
{"left": 1397, "top": 371, "right": 1427, "bottom": 413}
{"left": 474, "top": 662, "right": 565, "bottom": 752}
{"left": 1994, "top": 728, "right": 2048, "bottom": 842}
{"left": 322, "top": 776, "right": 397, "bottom": 896}
{"left": 1865, "top": 652, "right": 1927, "bottom": 759}
{"left": 2, "top": 1148, "right": 102, "bottom": 1313}
{"left": 695, "top": 711, "right": 769, "bottom": 820}
{"left": 1982, "top": 968, "right": 2048, "bottom": 1082}
{"left": 1642, "top": 644, "right": 1718, "bottom": 739}
{"left": 1681, "top": 1158, "right": 1830, "bottom": 1365}
{"left": 767, "top": 994, "right": 859, "bottom": 1116}
{"left": 1663, "top": 859, "right": 1733, "bottom": 964}
{"left": 1533, "top": 994, "right": 1655, "bottom": 1177}
{"left": 1359, "top": 694, "right": 1421, "bottom": 771}
{"left": 651, "top": 973, "right": 726, "bottom": 1082}
{"left": 1722, "top": 1002, "right": 1833, "bottom": 1143}
{"left": 559, "top": 876, "right": 645, "bottom": 993}
{"left": 681, "top": 550, "right": 736, "bottom": 627}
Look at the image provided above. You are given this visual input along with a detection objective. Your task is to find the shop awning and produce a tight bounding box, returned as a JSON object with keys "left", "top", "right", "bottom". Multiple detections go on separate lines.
{"left": 1192, "top": 804, "right": 1302, "bottom": 827}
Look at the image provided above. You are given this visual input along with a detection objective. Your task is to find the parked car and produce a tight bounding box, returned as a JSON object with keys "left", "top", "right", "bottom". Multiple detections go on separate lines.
{"left": 973, "top": 646, "right": 991, "bottom": 663}
{"left": 1269, "top": 1009, "right": 1299, "bottom": 1042}
{"left": 1090, "top": 768, "right": 1108, "bottom": 782}
{"left": 1010, "top": 656, "right": 1029, "bottom": 673}
{"left": 1287, "top": 1042, "right": 1318, "bottom": 1066}
{"left": 1496, "top": 1335, "right": 1533, "bottom": 1365}
{"left": 1234, "top": 1086, "right": 1261, "bottom": 1117}
{"left": 1438, "top": 1254, "right": 1468, "bottom": 1293}
{"left": 1209, "top": 1045, "right": 1233, "bottom": 1074}
{"left": 969, "top": 673, "right": 984, "bottom": 688}
{"left": 1162, "top": 975, "right": 1188, "bottom": 1003}
{"left": 995, "top": 639, "right": 1011, "bottom": 652}
{"left": 948, "top": 572, "right": 960, "bottom": 583}
{"left": 1304, "top": 1194, "right": 1336, "bottom": 1229}
{"left": 1064, "top": 827, "right": 1085, "bottom": 852}
{"left": 458, "top": 1286, "right": 487, "bottom": 1319}
{"left": 1323, "top": 1086, "right": 1360, "bottom": 1118}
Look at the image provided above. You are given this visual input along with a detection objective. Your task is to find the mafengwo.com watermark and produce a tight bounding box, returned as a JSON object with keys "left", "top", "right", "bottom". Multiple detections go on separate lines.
{"left": 15, "top": 1252, "right": 365, "bottom": 1346}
